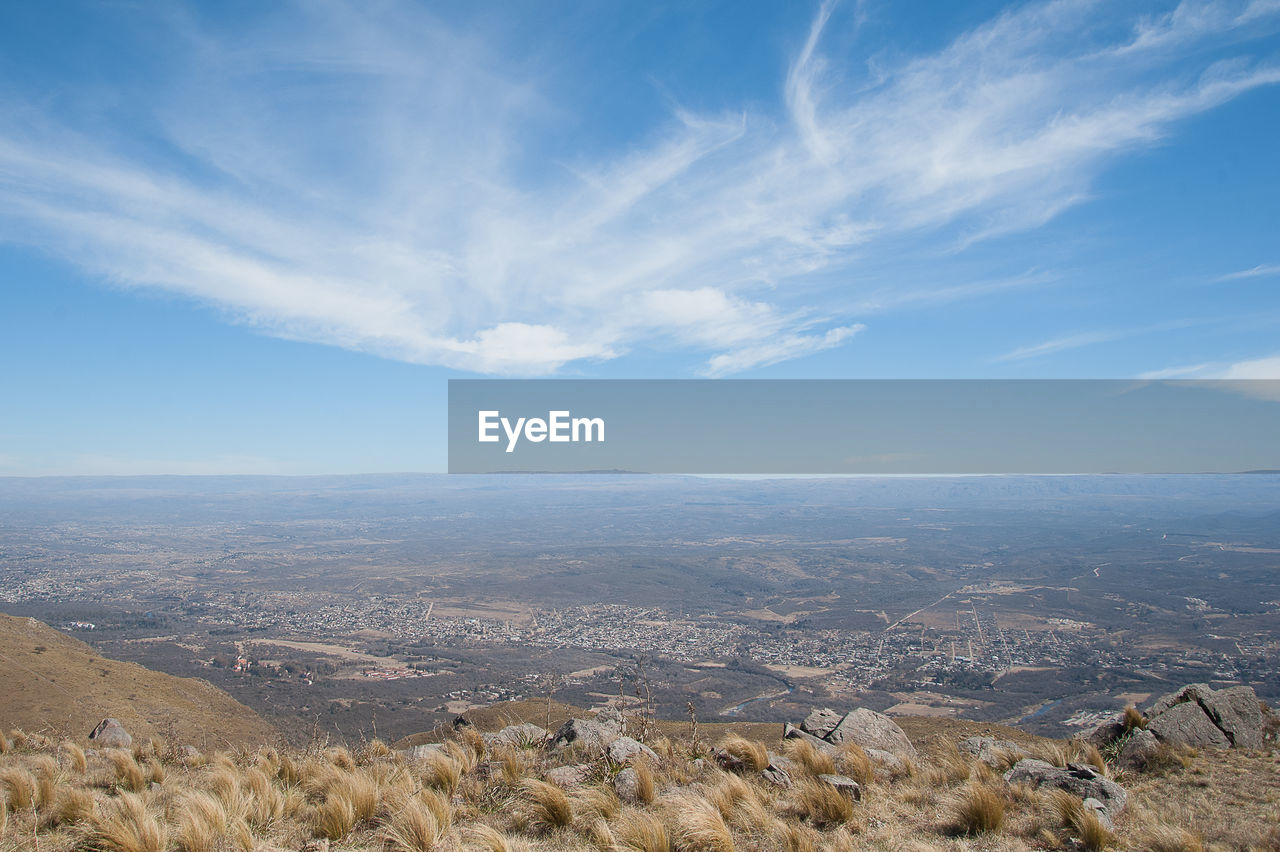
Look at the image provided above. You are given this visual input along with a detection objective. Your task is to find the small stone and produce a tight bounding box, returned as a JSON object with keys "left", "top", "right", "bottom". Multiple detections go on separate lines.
{"left": 818, "top": 773, "right": 862, "bottom": 800}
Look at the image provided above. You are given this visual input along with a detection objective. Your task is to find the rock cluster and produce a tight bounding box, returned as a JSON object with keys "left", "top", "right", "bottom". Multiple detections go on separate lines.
{"left": 1085, "top": 683, "right": 1266, "bottom": 755}
{"left": 1004, "top": 759, "right": 1128, "bottom": 827}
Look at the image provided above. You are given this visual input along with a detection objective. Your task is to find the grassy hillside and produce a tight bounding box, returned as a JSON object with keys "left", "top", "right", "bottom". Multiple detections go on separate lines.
{"left": 0, "top": 613, "right": 276, "bottom": 749}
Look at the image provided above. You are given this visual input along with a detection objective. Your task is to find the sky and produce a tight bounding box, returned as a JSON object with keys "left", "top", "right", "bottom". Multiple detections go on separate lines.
{"left": 1, "top": 0, "right": 1278, "bottom": 475}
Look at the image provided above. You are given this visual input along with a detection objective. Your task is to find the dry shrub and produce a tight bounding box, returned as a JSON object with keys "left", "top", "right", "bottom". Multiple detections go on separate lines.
{"left": 835, "top": 743, "right": 874, "bottom": 786}
{"left": 520, "top": 778, "right": 573, "bottom": 831}
{"left": 784, "top": 738, "right": 837, "bottom": 777}
{"left": 1138, "top": 824, "right": 1204, "bottom": 852}
{"left": 949, "top": 782, "right": 1005, "bottom": 835}
{"left": 1049, "top": 790, "right": 1113, "bottom": 851}
{"left": 42, "top": 786, "right": 97, "bottom": 828}
{"left": 667, "top": 793, "right": 734, "bottom": 852}
{"left": 719, "top": 734, "right": 769, "bottom": 773}
{"left": 108, "top": 749, "right": 147, "bottom": 793}
{"left": 468, "top": 823, "right": 536, "bottom": 851}
{"left": 62, "top": 740, "right": 88, "bottom": 773}
{"left": 172, "top": 791, "right": 228, "bottom": 852}
{"left": 382, "top": 795, "right": 450, "bottom": 852}
{"left": 0, "top": 766, "right": 37, "bottom": 810}
{"left": 90, "top": 791, "right": 167, "bottom": 852}
{"left": 422, "top": 752, "right": 463, "bottom": 796}
{"left": 793, "top": 779, "right": 854, "bottom": 828}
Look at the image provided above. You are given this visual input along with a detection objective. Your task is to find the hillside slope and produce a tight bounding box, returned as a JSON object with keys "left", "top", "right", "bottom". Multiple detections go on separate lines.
{"left": 0, "top": 613, "right": 276, "bottom": 748}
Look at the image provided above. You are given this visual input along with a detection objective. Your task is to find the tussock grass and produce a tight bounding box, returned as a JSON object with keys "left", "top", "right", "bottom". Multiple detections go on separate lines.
{"left": 381, "top": 794, "right": 451, "bottom": 851}
{"left": 792, "top": 778, "right": 854, "bottom": 828}
{"left": 468, "top": 823, "right": 536, "bottom": 851}
{"left": 667, "top": 793, "right": 735, "bottom": 852}
{"left": 421, "top": 751, "right": 464, "bottom": 795}
{"left": 631, "top": 758, "right": 656, "bottom": 805}
{"left": 784, "top": 738, "right": 836, "bottom": 777}
{"left": 40, "top": 785, "right": 96, "bottom": 828}
{"left": 62, "top": 740, "right": 87, "bottom": 773}
{"left": 718, "top": 734, "right": 769, "bottom": 773}
{"left": 615, "top": 810, "right": 673, "bottom": 852}
{"left": 90, "top": 791, "right": 167, "bottom": 852}
{"left": 572, "top": 784, "right": 621, "bottom": 824}
{"left": 108, "top": 749, "right": 148, "bottom": 793}
{"left": 172, "top": 790, "right": 228, "bottom": 852}
{"left": 949, "top": 782, "right": 1005, "bottom": 835}
{"left": 1049, "top": 789, "right": 1113, "bottom": 851}
{"left": 313, "top": 793, "right": 357, "bottom": 840}
{"left": 0, "top": 797, "right": 7, "bottom": 837}
{"left": 0, "top": 766, "right": 37, "bottom": 810}
{"left": 1138, "top": 824, "right": 1204, "bottom": 852}
{"left": 934, "top": 742, "right": 974, "bottom": 784}
{"left": 519, "top": 777, "right": 573, "bottom": 831}
{"left": 1122, "top": 705, "right": 1147, "bottom": 731}
{"left": 835, "top": 743, "right": 874, "bottom": 786}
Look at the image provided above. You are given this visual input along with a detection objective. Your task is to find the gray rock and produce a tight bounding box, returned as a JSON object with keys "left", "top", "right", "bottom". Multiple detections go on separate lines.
{"left": 614, "top": 767, "right": 643, "bottom": 802}
{"left": 1082, "top": 797, "right": 1113, "bottom": 831}
{"left": 761, "top": 755, "right": 793, "bottom": 788}
{"left": 958, "top": 736, "right": 1027, "bottom": 767}
{"left": 825, "top": 708, "right": 918, "bottom": 760}
{"left": 607, "top": 736, "right": 659, "bottom": 764}
{"left": 485, "top": 723, "right": 548, "bottom": 749}
{"left": 1199, "top": 686, "right": 1263, "bottom": 749}
{"left": 1004, "top": 759, "right": 1127, "bottom": 820}
{"left": 1117, "top": 728, "right": 1160, "bottom": 769}
{"left": 1148, "top": 701, "right": 1229, "bottom": 749}
{"left": 801, "top": 708, "right": 845, "bottom": 739}
{"left": 544, "top": 764, "right": 591, "bottom": 787}
{"left": 818, "top": 773, "right": 862, "bottom": 800}
{"left": 1146, "top": 683, "right": 1213, "bottom": 719}
{"left": 783, "top": 722, "right": 839, "bottom": 754}
{"left": 550, "top": 718, "right": 620, "bottom": 754}
{"left": 88, "top": 718, "right": 132, "bottom": 749}
{"left": 400, "top": 743, "right": 446, "bottom": 761}
{"left": 1083, "top": 719, "right": 1127, "bottom": 750}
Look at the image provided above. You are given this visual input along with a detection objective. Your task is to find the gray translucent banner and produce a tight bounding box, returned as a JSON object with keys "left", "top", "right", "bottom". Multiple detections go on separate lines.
{"left": 447, "top": 380, "right": 1280, "bottom": 474}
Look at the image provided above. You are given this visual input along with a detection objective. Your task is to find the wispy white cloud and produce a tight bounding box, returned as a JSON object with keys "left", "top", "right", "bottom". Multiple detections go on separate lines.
{"left": 995, "top": 320, "right": 1197, "bottom": 362}
{"left": 1217, "top": 263, "right": 1280, "bottom": 281}
{"left": 0, "top": 0, "right": 1277, "bottom": 374}
{"left": 1139, "top": 354, "right": 1280, "bottom": 379}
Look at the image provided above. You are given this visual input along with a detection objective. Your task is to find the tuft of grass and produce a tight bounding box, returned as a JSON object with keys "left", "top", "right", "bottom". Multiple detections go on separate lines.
{"left": 172, "top": 791, "right": 228, "bottom": 852}
{"left": 421, "top": 752, "right": 463, "bottom": 796}
{"left": 1080, "top": 743, "right": 1109, "bottom": 776}
{"left": 107, "top": 749, "right": 147, "bottom": 793}
{"left": 1138, "top": 824, "right": 1204, "bottom": 852}
{"left": 949, "top": 782, "right": 1005, "bottom": 835}
{"left": 381, "top": 795, "right": 450, "bottom": 852}
{"left": 41, "top": 785, "right": 95, "bottom": 829}
{"left": 458, "top": 726, "right": 486, "bottom": 761}
{"left": 719, "top": 734, "right": 769, "bottom": 773}
{"left": 1029, "top": 740, "right": 1073, "bottom": 768}
{"left": 242, "top": 767, "right": 284, "bottom": 827}
{"left": 62, "top": 740, "right": 88, "bottom": 773}
{"left": 277, "top": 752, "right": 300, "bottom": 787}
{"left": 0, "top": 766, "right": 37, "bottom": 810}
{"left": 520, "top": 778, "right": 573, "bottom": 831}
{"left": 1122, "top": 705, "right": 1147, "bottom": 731}
{"left": 784, "top": 738, "right": 836, "bottom": 777}
{"left": 468, "top": 823, "right": 536, "bottom": 852}
{"left": 0, "top": 797, "right": 7, "bottom": 838}
{"left": 771, "top": 821, "right": 819, "bottom": 852}
{"left": 325, "top": 746, "right": 355, "bottom": 770}
{"left": 835, "top": 743, "right": 874, "bottom": 786}
{"left": 0, "top": 732, "right": 9, "bottom": 755}
{"left": 632, "top": 759, "right": 656, "bottom": 805}
{"left": 793, "top": 779, "right": 854, "bottom": 828}
{"left": 313, "top": 793, "right": 357, "bottom": 840}
{"left": 668, "top": 793, "right": 735, "bottom": 852}
{"left": 1049, "top": 790, "right": 1113, "bottom": 851}
{"left": 935, "top": 742, "right": 974, "bottom": 784}
{"left": 572, "top": 785, "right": 621, "bottom": 824}
{"left": 89, "top": 791, "right": 167, "bottom": 852}
{"left": 616, "top": 810, "right": 674, "bottom": 852}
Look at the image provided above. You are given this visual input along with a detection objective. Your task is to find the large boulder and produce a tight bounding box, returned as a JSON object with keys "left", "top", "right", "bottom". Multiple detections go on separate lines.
{"left": 801, "top": 708, "right": 844, "bottom": 739}
{"left": 1148, "top": 700, "right": 1230, "bottom": 749}
{"left": 958, "top": 736, "right": 1028, "bottom": 768}
{"left": 88, "top": 718, "right": 132, "bottom": 750}
{"left": 550, "top": 718, "right": 620, "bottom": 754}
{"left": 1143, "top": 683, "right": 1264, "bottom": 749}
{"left": 484, "top": 723, "right": 548, "bottom": 749}
{"left": 825, "top": 708, "right": 918, "bottom": 760}
{"left": 1116, "top": 728, "right": 1160, "bottom": 769}
{"left": 607, "top": 736, "right": 659, "bottom": 764}
{"left": 1004, "top": 759, "right": 1127, "bottom": 822}
{"left": 783, "top": 722, "right": 839, "bottom": 754}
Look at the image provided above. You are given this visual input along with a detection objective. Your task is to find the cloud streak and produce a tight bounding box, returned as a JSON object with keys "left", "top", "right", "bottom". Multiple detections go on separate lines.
{"left": 1, "top": 0, "right": 1277, "bottom": 374}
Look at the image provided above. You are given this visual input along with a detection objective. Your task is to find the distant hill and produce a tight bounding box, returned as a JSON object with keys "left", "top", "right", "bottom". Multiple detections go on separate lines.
{"left": 0, "top": 612, "right": 276, "bottom": 747}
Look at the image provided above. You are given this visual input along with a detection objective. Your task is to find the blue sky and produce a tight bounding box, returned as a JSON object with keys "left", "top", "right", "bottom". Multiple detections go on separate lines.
{"left": 1, "top": 0, "right": 1278, "bottom": 475}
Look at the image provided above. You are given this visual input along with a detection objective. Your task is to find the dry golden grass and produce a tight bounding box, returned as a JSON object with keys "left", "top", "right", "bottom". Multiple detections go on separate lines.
{"left": 0, "top": 796, "right": 7, "bottom": 837}
{"left": 835, "top": 742, "right": 874, "bottom": 786}
{"left": 792, "top": 779, "right": 854, "bottom": 828}
{"left": 313, "top": 792, "right": 357, "bottom": 840}
{"left": 948, "top": 782, "right": 1005, "bottom": 836}
{"left": 0, "top": 765, "right": 36, "bottom": 810}
{"left": 614, "top": 809, "right": 674, "bottom": 852}
{"left": 1049, "top": 789, "right": 1113, "bottom": 850}
{"left": 519, "top": 777, "right": 573, "bottom": 831}
{"left": 666, "top": 792, "right": 735, "bottom": 852}
{"left": 933, "top": 742, "right": 975, "bottom": 784}
{"left": 172, "top": 790, "right": 229, "bottom": 852}
{"left": 421, "top": 751, "right": 464, "bottom": 795}
{"left": 1137, "top": 824, "right": 1205, "bottom": 852}
{"left": 90, "top": 791, "right": 167, "bottom": 852}
{"left": 107, "top": 749, "right": 147, "bottom": 793}
{"left": 1122, "top": 705, "right": 1147, "bottom": 731}
{"left": 718, "top": 733, "right": 770, "bottom": 773}
{"left": 381, "top": 794, "right": 451, "bottom": 851}
{"left": 784, "top": 738, "right": 837, "bottom": 777}
{"left": 467, "top": 823, "right": 537, "bottom": 851}
{"left": 631, "top": 758, "right": 656, "bottom": 805}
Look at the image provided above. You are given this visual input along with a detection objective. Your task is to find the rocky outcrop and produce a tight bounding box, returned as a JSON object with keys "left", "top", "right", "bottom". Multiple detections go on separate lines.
{"left": 483, "top": 723, "right": 548, "bottom": 749}
{"left": 550, "top": 718, "right": 621, "bottom": 754}
{"left": 614, "top": 767, "right": 644, "bottom": 802}
{"left": 607, "top": 736, "right": 658, "bottom": 764}
{"left": 1143, "top": 683, "right": 1263, "bottom": 749}
{"left": 544, "top": 763, "right": 591, "bottom": 787}
{"left": 1116, "top": 728, "right": 1160, "bottom": 769}
{"left": 791, "top": 707, "right": 918, "bottom": 760}
{"left": 1004, "top": 759, "right": 1127, "bottom": 823}
{"left": 88, "top": 718, "right": 132, "bottom": 749}
{"left": 958, "top": 736, "right": 1028, "bottom": 767}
